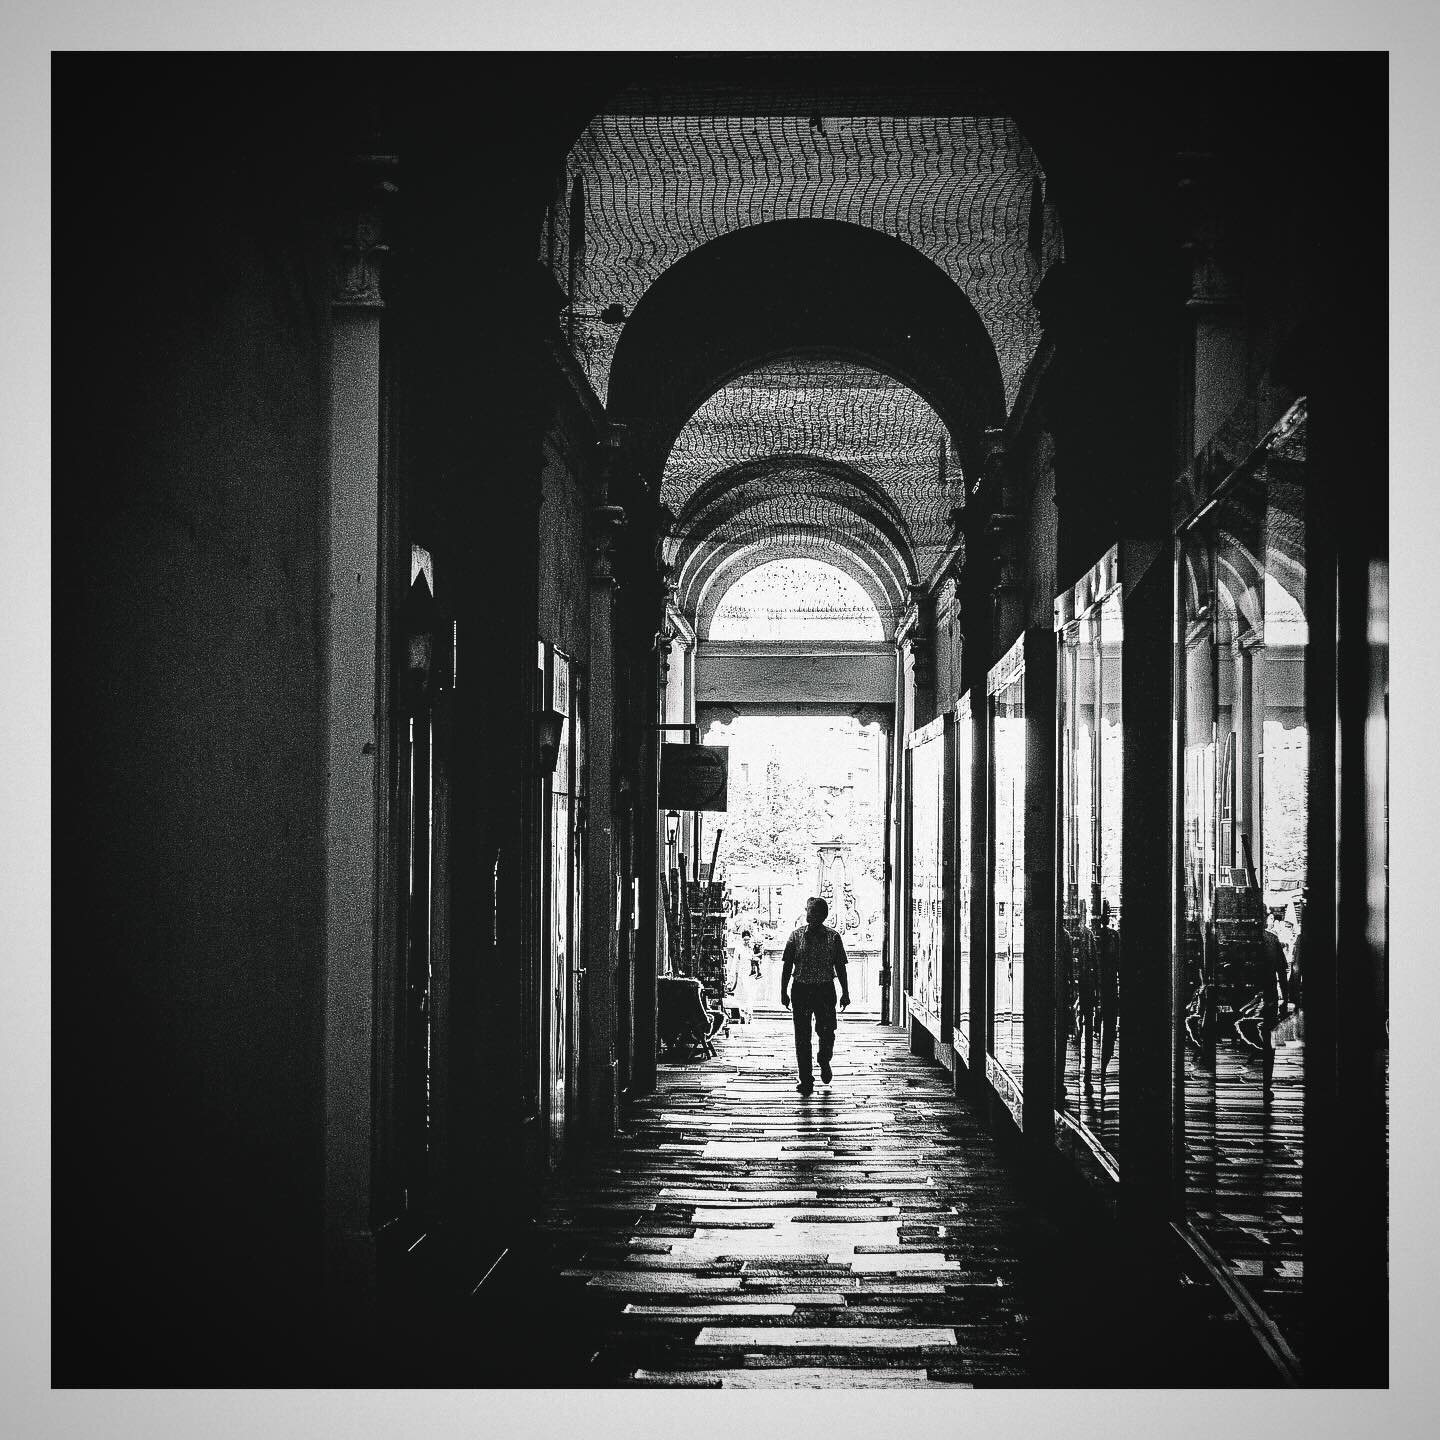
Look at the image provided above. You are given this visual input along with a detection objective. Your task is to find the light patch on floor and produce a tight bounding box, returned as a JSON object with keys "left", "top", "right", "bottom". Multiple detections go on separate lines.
{"left": 632, "top": 1367, "right": 968, "bottom": 1388}
{"left": 580, "top": 1273, "right": 744, "bottom": 1292}
{"left": 694, "top": 1326, "right": 958, "bottom": 1349}
{"left": 669, "top": 1222, "right": 900, "bottom": 1256}
{"left": 842, "top": 1253, "right": 964, "bottom": 1272}
{"left": 623, "top": 1303, "right": 796, "bottom": 1318}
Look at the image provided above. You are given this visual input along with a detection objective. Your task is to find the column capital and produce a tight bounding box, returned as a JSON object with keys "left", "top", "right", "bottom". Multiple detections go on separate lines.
{"left": 852, "top": 704, "right": 892, "bottom": 734}
{"left": 333, "top": 153, "right": 398, "bottom": 309}
{"left": 1175, "top": 150, "right": 1241, "bottom": 311}
{"left": 588, "top": 503, "right": 627, "bottom": 588}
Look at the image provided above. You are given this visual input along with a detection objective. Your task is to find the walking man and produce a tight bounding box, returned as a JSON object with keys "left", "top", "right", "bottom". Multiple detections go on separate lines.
{"left": 780, "top": 896, "right": 851, "bottom": 1095}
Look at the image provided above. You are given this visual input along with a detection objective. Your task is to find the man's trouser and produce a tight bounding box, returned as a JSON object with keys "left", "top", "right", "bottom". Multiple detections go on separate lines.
{"left": 791, "top": 981, "right": 837, "bottom": 1083}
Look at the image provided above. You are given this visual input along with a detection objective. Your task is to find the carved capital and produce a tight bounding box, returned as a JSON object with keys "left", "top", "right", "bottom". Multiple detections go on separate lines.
{"left": 902, "top": 589, "right": 937, "bottom": 697}
{"left": 981, "top": 427, "right": 1019, "bottom": 511}
{"left": 910, "top": 638, "right": 936, "bottom": 696}
{"left": 654, "top": 623, "right": 675, "bottom": 684}
{"left": 333, "top": 153, "right": 398, "bottom": 309}
{"left": 589, "top": 503, "right": 627, "bottom": 587}
{"left": 852, "top": 705, "right": 892, "bottom": 735}
{"left": 985, "top": 510, "right": 1024, "bottom": 597}
{"left": 593, "top": 421, "right": 637, "bottom": 502}
{"left": 1176, "top": 151, "right": 1240, "bottom": 311}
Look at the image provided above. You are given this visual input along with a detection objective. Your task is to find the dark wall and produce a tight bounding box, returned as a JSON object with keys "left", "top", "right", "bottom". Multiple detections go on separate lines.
{"left": 55, "top": 63, "right": 342, "bottom": 1380}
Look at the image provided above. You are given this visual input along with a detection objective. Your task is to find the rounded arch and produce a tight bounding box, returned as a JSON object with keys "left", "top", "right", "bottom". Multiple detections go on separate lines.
{"left": 692, "top": 536, "right": 903, "bottom": 642}
{"left": 608, "top": 219, "right": 1007, "bottom": 486}
{"left": 669, "top": 455, "right": 917, "bottom": 637}
{"left": 706, "top": 558, "right": 887, "bottom": 642}
{"left": 659, "top": 355, "right": 960, "bottom": 544}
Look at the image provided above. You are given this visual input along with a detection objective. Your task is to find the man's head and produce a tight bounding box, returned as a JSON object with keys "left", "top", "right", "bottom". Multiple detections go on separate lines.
{"left": 741, "top": 929, "right": 751, "bottom": 941}
{"left": 805, "top": 896, "right": 828, "bottom": 926}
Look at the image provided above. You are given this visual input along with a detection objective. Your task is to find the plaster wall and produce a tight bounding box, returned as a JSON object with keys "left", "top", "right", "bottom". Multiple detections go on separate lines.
{"left": 56, "top": 110, "right": 333, "bottom": 1380}
{"left": 697, "top": 644, "right": 895, "bottom": 707}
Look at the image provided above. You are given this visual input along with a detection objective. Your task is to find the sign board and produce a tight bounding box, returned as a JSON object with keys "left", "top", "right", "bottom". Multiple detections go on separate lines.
{"left": 658, "top": 744, "right": 729, "bottom": 812}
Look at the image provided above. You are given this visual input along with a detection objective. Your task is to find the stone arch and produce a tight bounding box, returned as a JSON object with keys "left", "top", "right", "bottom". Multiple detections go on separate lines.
{"left": 704, "top": 558, "right": 887, "bottom": 642}
{"left": 607, "top": 219, "right": 1007, "bottom": 487}
{"left": 669, "top": 455, "right": 917, "bottom": 637}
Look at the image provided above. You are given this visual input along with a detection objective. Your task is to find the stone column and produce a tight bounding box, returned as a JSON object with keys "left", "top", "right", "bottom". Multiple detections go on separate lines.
{"left": 581, "top": 428, "right": 628, "bottom": 1140}
{"left": 906, "top": 584, "right": 936, "bottom": 728}
{"left": 1178, "top": 152, "right": 1246, "bottom": 460}
{"left": 322, "top": 150, "right": 396, "bottom": 1354}
{"left": 1118, "top": 536, "right": 1177, "bottom": 1224}
{"left": 628, "top": 575, "right": 666, "bottom": 1100}
{"left": 981, "top": 432, "right": 1026, "bottom": 658}
{"left": 1020, "top": 628, "right": 1057, "bottom": 1149}
{"left": 1303, "top": 295, "right": 1389, "bottom": 1386}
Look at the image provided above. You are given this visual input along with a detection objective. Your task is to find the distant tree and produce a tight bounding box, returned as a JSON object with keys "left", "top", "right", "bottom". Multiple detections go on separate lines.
{"left": 723, "top": 746, "right": 884, "bottom": 888}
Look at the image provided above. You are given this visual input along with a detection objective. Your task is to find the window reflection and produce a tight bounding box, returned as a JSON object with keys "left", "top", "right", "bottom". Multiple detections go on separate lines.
{"left": 990, "top": 658, "right": 1026, "bottom": 1097}
{"left": 1057, "top": 569, "right": 1122, "bottom": 1158}
{"left": 1178, "top": 401, "right": 1307, "bottom": 1358}
{"left": 908, "top": 728, "right": 944, "bottom": 1030}
{"left": 956, "top": 692, "right": 973, "bottom": 1063}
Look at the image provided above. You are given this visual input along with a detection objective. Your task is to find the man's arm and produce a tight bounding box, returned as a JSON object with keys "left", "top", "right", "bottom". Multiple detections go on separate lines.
{"left": 832, "top": 932, "right": 851, "bottom": 1008}
{"left": 780, "top": 935, "right": 796, "bottom": 1008}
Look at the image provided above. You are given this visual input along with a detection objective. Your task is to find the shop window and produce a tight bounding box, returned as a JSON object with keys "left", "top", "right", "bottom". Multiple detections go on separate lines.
{"left": 988, "top": 643, "right": 1027, "bottom": 1108}
{"left": 1056, "top": 551, "right": 1123, "bottom": 1160}
{"left": 1177, "top": 400, "right": 1308, "bottom": 1356}
{"left": 906, "top": 716, "right": 945, "bottom": 1036}
{"left": 955, "top": 691, "right": 974, "bottom": 1065}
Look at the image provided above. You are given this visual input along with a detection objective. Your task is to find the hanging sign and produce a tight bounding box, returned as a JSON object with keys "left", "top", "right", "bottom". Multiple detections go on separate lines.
{"left": 658, "top": 744, "right": 729, "bottom": 812}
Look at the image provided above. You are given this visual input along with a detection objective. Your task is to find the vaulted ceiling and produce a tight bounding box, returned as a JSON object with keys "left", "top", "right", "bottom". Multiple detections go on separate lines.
{"left": 544, "top": 91, "right": 1062, "bottom": 633}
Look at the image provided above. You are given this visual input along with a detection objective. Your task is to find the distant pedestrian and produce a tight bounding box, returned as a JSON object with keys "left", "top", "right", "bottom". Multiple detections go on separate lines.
{"left": 780, "top": 896, "right": 851, "bottom": 1096}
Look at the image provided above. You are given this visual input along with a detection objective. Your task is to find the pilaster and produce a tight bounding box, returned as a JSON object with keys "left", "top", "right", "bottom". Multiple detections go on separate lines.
{"left": 582, "top": 425, "right": 629, "bottom": 1140}
{"left": 322, "top": 147, "right": 397, "bottom": 1362}
{"left": 1176, "top": 151, "right": 1246, "bottom": 462}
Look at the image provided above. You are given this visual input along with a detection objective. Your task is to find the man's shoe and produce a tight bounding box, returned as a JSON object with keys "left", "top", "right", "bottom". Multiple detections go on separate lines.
{"left": 796, "top": 1081, "right": 814, "bottom": 1096}
{"left": 819, "top": 1062, "right": 832, "bottom": 1084}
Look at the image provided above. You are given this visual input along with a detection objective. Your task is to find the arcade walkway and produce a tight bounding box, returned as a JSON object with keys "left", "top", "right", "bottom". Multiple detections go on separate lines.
{"left": 450, "top": 1018, "right": 1283, "bottom": 1389}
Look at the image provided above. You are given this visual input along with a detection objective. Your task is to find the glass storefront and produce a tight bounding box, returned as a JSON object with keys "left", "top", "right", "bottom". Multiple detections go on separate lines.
{"left": 1178, "top": 400, "right": 1308, "bottom": 1355}
{"left": 955, "top": 691, "right": 974, "bottom": 1065}
{"left": 988, "top": 643, "right": 1026, "bottom": 1105}
{"left": 907, "top": 717, "right": 945, "bottom": 1034}
{"left": 1056, "top": 551, "right": 1123, "bottom": 1160}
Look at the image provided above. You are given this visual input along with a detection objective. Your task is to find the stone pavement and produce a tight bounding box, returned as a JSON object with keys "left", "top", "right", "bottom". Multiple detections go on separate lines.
{"left": 457, "top": 1015, "right": 1281, "bottom": 1388}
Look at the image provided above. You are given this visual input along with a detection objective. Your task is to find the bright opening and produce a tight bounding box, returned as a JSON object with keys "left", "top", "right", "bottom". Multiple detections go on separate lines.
{"left": 702, "top": 712, "right": 887, "bottom": 1018}
{"left": 709, "top": 559, "right": 884, "bottom": 641}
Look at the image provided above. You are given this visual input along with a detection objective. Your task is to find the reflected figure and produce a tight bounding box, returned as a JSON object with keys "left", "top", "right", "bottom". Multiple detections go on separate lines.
{"left": 1234, "top": 913, "right": 1292, "bottom": 1101}
{"left": 1181, "top": 865, "right": 1214, "bottom": 1062}
{"left": 1096, "top": 900, "right": 1120, "bottom": 1094}
{"left": 1056, "top": 922, "right": 1077, "bottom": 1108}
{"left": 1076, "top": 900, "right": 1120, "bottom": 1098}
{"left": 1076, "top": 905, "right": 1098, "bottom": 1097}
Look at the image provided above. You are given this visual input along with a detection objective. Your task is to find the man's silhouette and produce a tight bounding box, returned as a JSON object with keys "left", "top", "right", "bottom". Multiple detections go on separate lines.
{"left": 780, "top": 896, "right": 851, "bottom": 1096}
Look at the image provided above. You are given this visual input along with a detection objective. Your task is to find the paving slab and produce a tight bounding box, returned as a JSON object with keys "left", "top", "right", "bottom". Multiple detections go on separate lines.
{"left": 487, "top": 1015, "right": 1245, "bottom": 1388}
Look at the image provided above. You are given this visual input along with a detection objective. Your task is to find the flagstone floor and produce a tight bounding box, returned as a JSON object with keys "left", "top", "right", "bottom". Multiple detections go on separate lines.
{"left": 459, "top": 1016, "right": 1282, "bottom": 1388}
